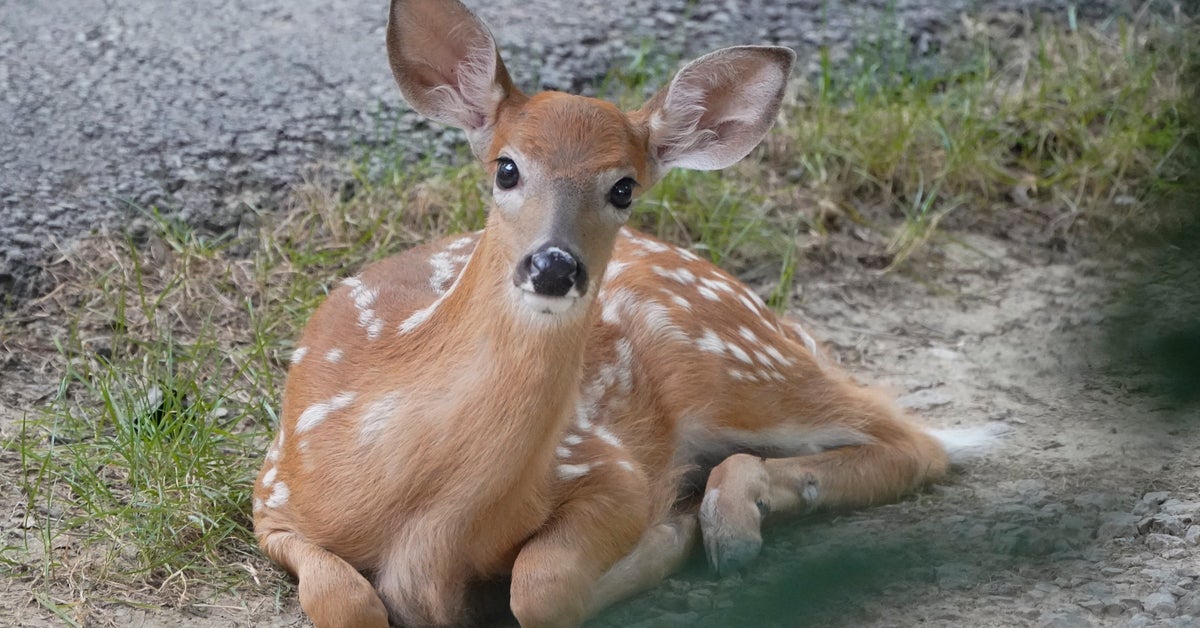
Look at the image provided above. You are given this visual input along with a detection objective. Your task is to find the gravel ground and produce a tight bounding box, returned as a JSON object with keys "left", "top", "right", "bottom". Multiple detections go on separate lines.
{"left": 0, "top": 0, "right": 1130, "bottom": 300}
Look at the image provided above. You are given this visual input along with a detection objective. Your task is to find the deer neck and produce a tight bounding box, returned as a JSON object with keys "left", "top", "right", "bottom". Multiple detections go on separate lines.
{"left": 410, "top": 228, "right": 594, "bottom": 445}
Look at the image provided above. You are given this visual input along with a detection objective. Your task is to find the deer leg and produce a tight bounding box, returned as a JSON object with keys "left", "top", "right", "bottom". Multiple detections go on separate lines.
{"left": 587, "top": 513, "right": 699, "bottom": 617}
{"left": 258, "top": 530, "right": 388, "bottom": 628}
{"left": 509, "top": 464, "right": 651, "bottom": 628}
{"left": 700, "top": 416, "right": 949, "bottom": 574}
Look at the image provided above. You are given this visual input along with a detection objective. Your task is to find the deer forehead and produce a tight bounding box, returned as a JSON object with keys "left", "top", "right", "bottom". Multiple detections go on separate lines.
{"left": 491, "top": 92, "right": 649, "bottom": 183}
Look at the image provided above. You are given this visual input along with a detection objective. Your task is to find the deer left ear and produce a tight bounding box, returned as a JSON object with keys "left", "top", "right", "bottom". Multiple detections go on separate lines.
{"left": 638, "top": 46, "right": 794, "bottom": 174}
{"left": 385, "top": 0, "right": 520, "bottom": 158}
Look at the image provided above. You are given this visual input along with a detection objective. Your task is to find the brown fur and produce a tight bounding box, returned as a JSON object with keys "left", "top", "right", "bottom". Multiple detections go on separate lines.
{"left": 252, "top": 1, "right": 950, "bottom": 626}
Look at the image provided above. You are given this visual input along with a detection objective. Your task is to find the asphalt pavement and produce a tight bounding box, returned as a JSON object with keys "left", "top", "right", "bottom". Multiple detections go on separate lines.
{"left": 0, "top": 0, "right": 1115, "bottom": 300}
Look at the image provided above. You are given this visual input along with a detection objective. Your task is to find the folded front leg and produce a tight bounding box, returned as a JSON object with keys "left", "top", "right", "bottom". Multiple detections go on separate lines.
{"left": 588, "top": 513, "right": 699, "bottom": 616}
{"left": 510, "top": 462, "right": 652, "bottom": 628}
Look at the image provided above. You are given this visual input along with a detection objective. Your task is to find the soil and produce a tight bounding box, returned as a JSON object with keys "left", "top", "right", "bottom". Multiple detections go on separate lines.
{"left": 2, "top": 0, "right": 1196, "bottom": 625}
{"left": 2, "top": 217, "right": 1197, "bottom": 626}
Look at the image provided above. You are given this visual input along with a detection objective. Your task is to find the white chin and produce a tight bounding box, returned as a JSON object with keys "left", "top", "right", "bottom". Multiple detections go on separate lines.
{"left": 520, "top": 291, "right": 578, "bottom": 315}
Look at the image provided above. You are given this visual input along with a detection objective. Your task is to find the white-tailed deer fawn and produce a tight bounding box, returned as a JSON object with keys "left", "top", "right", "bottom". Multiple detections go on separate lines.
{"left": 253, "top": 0, "right": 995, "bottom": 625}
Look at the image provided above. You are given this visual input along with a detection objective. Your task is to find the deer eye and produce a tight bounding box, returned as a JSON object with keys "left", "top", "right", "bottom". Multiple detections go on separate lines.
{"left": 496, "top": 158, "right": 520, "bottom": 190}
{"left": 608, "top": 177, "right": 636, "bottom": 209}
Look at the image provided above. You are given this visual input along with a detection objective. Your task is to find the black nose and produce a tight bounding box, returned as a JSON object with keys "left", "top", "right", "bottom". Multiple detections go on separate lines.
{"left": 516, "top": 244, "right": 587, "bottom": 297}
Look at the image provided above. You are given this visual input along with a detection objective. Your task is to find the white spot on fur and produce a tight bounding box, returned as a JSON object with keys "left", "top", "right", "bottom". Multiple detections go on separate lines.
{"left": 696, "top": 328, "right": 725, "bottom": 355}
{"left": 574, "top": 400, "right": 594, "bottom": 431}
{"left": 697, "top": 285, "right": 720, "bottom": 301}
{"left": 556, "top": 463, "right": 591, "bottom": 481}
{"left": 652, "top": 265, "right": 696, "bottom": 284}
{"left": 617, "top": 460, "right": 636, "bottom": 472}
{"left": 563, "top": 434, "right": 584, "bottom": 446}
{"left": 664, "top": 291, "right": 693, "bottom": 311}
{"left": 726, "top": 342, "right": 754, "bottom": 365}
{"left": 594, "top": 425, "right": 623, "bottom": 450}
{"left": 344, "top": 276, "right": 385, "bottom": 340}
{"left": 802, "top": 481, "right": 820, "bottom": 505}
{"left": 296, "top": 392, "right": 357, "bottom": 434}
{"left": 763, "top": 345, "right": 794, "bottom": 367}
{"left": 252, "top": 498, "right": 264, "bottom": 512}
{"left": 674, "top": 246, "right": 701, "bottom": 262}
{"left": 738, "top": 326, "right": 759, "bottom": 343}
{"left": 427, "top": 250, "right": 453, "bottom": 295}
{"left": 556, "top": 446, "right": 572, "bottom": 458}
{"left": 700, "top": 276, "right": 735, "bottom": 295}
{"left": 400, "top": 301, "right": 439, "bottom": 333}
{"left": 358, "top": 391, "right": 404, "bottom": 444}
{"left": 604, "top": 260, "right": 630, "bottom": 283}
{"left": 601, "top": 288, "right": 635, "bottom": 325}
{"left": 261, "top": 466, "right": 277, "bottom": 488}
{"left": 266, "top": 481, "right": 290, "bottom": 509}
{"left": 324, "top": 348, "right": 344, "bottom": 363}
{"left": 737, "top": 293, "right": 760, "bottom": 313}
{"left": 636, "top": 301, "right": 688, "bottom": 343}
{"left": 400, "top": 249, "right": 475, "bottom": 334}
{"left": 290, "top": 347, "right": 308, "bottom": 365}
{"left": 753, "top": 350, "right": 774, "bottom": 367}
{"left": 628, "top": 234, "right": 670, "bottom": 253}
{"left": 448, "top": 236, "right": 474, "bottom": 251}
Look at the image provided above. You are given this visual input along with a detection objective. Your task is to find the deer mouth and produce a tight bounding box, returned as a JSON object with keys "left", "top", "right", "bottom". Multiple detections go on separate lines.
{"left": 518, "top": 291, "right": 578, "bottom": 315}
{"left": 512, "top": 242, "right": 589, "bottom": 315}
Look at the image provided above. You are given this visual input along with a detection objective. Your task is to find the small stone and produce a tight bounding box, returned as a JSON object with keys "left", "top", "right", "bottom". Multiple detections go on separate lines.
{"left": 1145, "top": 533, "right": 1186, "bottom": 551}
{"left": 1159, "top": 500, "right": 1200, "bottom": 518}
{"left": 1122, "top": 598, "right": 1146, "bottom": 612}
{"left": 1179, "top": 591, "right": 1200, "bottom": 615}
{"left": 1143, "top": 492, "right": 1171, "bottom": 504}
{"left": 1185, "top": 525, "right": 1200, "bottom": 546}
{"left": 1144, "top": 591, "right": 1177, "bottom": 616}
{"left": 1140, "top": 514, "right": 1186, "bottom": 536}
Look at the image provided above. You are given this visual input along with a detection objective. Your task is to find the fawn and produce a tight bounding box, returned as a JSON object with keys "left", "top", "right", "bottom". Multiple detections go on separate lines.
{"left": 253, "top": 0, "right": 995, "bottom": 625}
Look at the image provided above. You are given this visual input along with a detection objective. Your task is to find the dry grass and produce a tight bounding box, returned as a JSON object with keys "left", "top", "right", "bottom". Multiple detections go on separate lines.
{"left": 0, "top": 6, "right": 1195, "bottom": 621}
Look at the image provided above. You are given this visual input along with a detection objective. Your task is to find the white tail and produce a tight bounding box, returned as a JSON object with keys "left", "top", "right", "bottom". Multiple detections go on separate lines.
{"left": 252, "top": 1, "right": 969, "bottom": 626}
{"left": 929, "top": 423, "right": 1011, "bottom": 465}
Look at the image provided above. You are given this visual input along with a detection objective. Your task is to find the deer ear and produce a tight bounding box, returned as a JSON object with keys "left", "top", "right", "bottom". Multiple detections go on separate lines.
{"left": 638, "top": 46, "right": 794, "bottom": 173}
{"left": 386, "top": 0, "right": 519, "bottom": 157}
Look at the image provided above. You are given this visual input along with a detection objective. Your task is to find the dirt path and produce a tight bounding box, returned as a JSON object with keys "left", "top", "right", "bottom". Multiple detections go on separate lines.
{"left": 2, "top": 222, "right": 1196, "bottom": 626}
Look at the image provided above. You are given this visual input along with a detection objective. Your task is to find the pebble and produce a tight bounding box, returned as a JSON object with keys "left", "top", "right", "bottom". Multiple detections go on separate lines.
{"left": 1144, "top": 591, "right": 1178, "bottom": 616}
{"left": 1146, "top": 533, "right": 1187, "bottom": 551}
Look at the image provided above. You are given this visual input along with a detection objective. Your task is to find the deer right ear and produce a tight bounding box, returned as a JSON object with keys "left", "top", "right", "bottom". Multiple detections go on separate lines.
{"left": 638, "top": 46, "right": 794, "bottom": 175}
{"left": 386, "top": 0, "right": 518, "bottom": 157}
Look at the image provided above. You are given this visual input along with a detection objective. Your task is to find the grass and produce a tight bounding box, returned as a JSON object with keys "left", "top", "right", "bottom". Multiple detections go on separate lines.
{"left": 0, "top": 5, "right": 1196, "bottom": 620}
